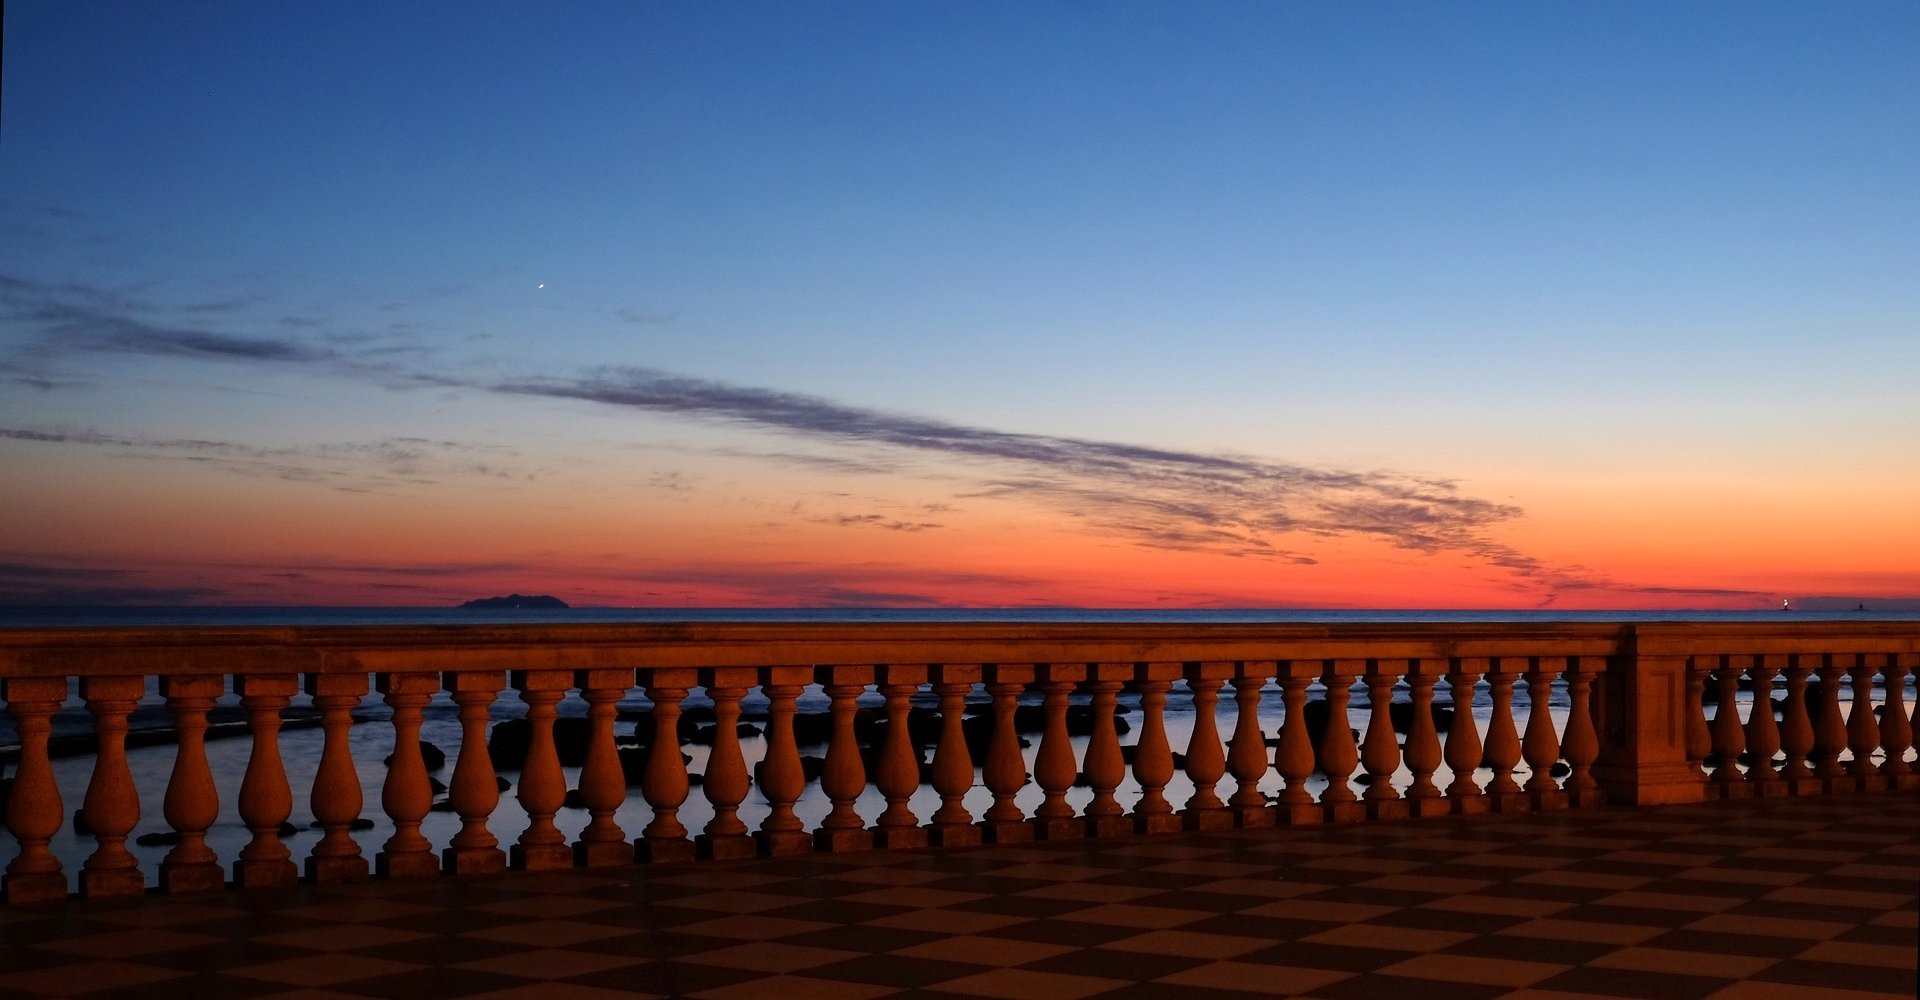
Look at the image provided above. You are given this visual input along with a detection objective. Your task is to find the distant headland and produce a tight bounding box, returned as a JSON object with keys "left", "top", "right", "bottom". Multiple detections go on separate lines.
{"left": 458, "top": 594, "right": 570, "bottom": 609}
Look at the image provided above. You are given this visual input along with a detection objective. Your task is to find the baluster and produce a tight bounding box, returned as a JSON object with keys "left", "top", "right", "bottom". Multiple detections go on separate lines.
{"left": 159, "top": 675, "right": 224, "bottom": 893}
{"left": 697, "top": 668, "right": 756, "bottom": 859}
{"left": 1683, "top": 656, "right": 1713, "bottom": 781}
{"left": 1404, "top": 662, "right": 1448, "bottom": 817}
{"left": 444, "top": 671, "right": 505, "bottom": 876}
{"left": 376, "top": 673, "right": 439, "bottom": 877}
{"left": 1274, "top": 663, "right": 1319, "bottom": 825}
{"left": 1131, "top": 666, "right": 1180, "bottom": 834}
{"left": 1708, "top": 659, "right": 1749, "bottom": 798}
{"left": 2, "top": 677, "right": 68, "bottom": 902}
{"left": 1881, "top": 655, "right": 1915, "bottom": 789}
{"left": 1780, "top": 656, "right": 1818, "bottom": 794}
{"left": 234, "top": 674, "right": 297, "bottom": 888}
{"left": 1360, "top": 662, "right": 1407, "bottom": 820}
{"left": 874, "top": 666, "right": 929, "bottom": 849}
{"left": 1562, "top": 657, "right": 1603, "bottom": 807}
{"left": 1744, "top": 656, "right": 1785, "bottom": 796}
{"left": 1030, "top": 664, "right": 1084, "bottom": 840}
{"left": 1082, "top": 667, "right": 1129, "bottom": 837}
{"left": 510, "top": 670, "right": 571, "bottom": 871}
{"left": 928, "top": 666, "right": 982, "bottom": 846}
{"left": 1521, "top": 658, "right": 1565, "bottom": 810}
{"left": 1227, "top": 663, "right": 1275, "bottom": 828}
{"left": 815, "top": 667, "right": 874, "bottom": 852}
{"left": 1482, "top": 658, "right": 1527, "bottom": 812}
{"left": 1848, "top": 655, "right": 1886, "bottom": 790}
{"left": 1180, "top": 664, "right": 1232, "bottom": 831}
{"left": 637, "top": 670, "right": 694, "bottom": 862}
{"left": 78, "top": 676, "right": 144, "bottom": 897}
{"left": 1318, "top": 660, "right": 1364, "bottom": 823}
{"left": 981, "top": 666, "right": 1035, "bottom": 843}
{"left": 755, "top": 667, "right": 813, "bottom": 856}
{"left": 573, "top": 669, "right": 632, "bottom": 867}
{"left": 1811, "top": 655, "right": 1850, "bottom": 790}
{"left": 1445, "top": 659, "right": 1489, "bottom": 813}
{"left": 306, "top": 674, "right": 368, "bottom": 882}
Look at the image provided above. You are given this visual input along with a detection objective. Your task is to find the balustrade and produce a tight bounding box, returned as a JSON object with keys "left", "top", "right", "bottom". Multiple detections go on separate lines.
{"left": 2, "top": 622, "right": 1914, "bottom": 902}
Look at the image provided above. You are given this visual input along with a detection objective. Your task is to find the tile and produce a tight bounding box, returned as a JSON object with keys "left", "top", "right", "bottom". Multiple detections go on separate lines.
{"left": 459, "top": 986, "right": 663, "bottom": 1000}
{"left": 1376, "top": 952, "right": 1566, "bottom": 986}
{"left": 892, "top": 934, "right": 1076, "bottom": 967}
{"left": 676, "top": 914, "right": 840, "bottom": 940}
{"left": 1153, "top": 960, "right": 1353, "bottom": 996}
{"left": 1096, "top": 929, "right": 1273, "bottom": 960}
{"left": 1298, "top": 923, "right": 1472, "bottom": 953}
{"left": 251, "top": 923, "right": 434, "bottom": 951}
{"left": 679, "top": 942, "right": 868, "bottom": 974}
{"left": 1749, "top": 958, "right": 1920, "bottom": 998}
{"left": 1703, "top": 982, "right": 1918, "bottom": 1000}
{"left": 862, "top": 909, "right": 1032, "bottom": 935}
{"left": 688, "top": 974, "right": 901, "bottom": 999}
{"left": 1684, "top": 913, "right": 1851, "bottom": 940}
{"left": 35, "top": 927, "right": 224, "bottom": 959}
{"left": 452, "top": 947, "right": 651, "bottom": 979}
{"left": 920, "top": 967, "right": 1130, "bottom": 999}
{"left": 1499, "top": 918, "right": 1665, "bottom": 946}
{"left": 1587, "top": 946, "right": 1778, "bottom": 978}
{"left": 1792, "top": 939, "right": 1918, "bottom": 969}
{"left": 1529, "top": 965, "right": 1732, "bottom": 1000}
{"left": 224, "top": 953, "right": 426, "bottom": 987}
{"left": 0, "top": 959, "right": 189, "bottom": 995}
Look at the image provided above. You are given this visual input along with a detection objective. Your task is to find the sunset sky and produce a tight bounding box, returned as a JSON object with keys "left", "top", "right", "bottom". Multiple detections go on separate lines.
{"left": 2, "top": 3, "right": 1916, "bottom": 609}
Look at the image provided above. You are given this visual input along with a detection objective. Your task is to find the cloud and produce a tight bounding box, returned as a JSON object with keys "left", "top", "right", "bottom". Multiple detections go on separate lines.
{"left": 813, "top": 513, "right": 943, "bottom": 532}
{"left": 0, "top": 560, "right": 230, "bottom": 606}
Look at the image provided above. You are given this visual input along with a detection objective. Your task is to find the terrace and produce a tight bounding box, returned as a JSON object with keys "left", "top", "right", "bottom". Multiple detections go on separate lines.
{"left": 2, "top": 621, "right": 1916, "bottom": 999}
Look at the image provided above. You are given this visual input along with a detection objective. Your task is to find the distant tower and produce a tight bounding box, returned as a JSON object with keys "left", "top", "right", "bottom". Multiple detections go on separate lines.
{"left": 1781, "top": 598, "right": 1792, "bottom": 611}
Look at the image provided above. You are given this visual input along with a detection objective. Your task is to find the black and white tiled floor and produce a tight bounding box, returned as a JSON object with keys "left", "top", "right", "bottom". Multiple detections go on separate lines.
{"left": 2, "top": 793, "right": 1914, "bottom": 1000}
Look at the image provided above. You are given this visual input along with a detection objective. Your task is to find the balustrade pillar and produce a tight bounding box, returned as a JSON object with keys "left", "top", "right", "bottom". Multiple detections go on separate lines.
{"left": 1707, "top": 659, "right": 1750, "bottom": 799}
{"left": 637, "top": 671, "right": 695, "bottom": 862}
{"left": 1082, "top": 667, "right": 1130, "bottom": 837}
{"left": 1274, "top": 663, "right": 1320, "bottom": 825}
{"left": 234, "top": 674, "right": 298, "bottom": 888}
{"left": 1444, "top": 659, "right": 1489, "bottom": 814}
{"left": 1360, "top": 662, "right": 1407, "bottom": 820}
{"left": 510, "top": 671, "right": 571, "bottom": 871}
{"left": 1779, "top": 656, "right": 1819, "bottom": 794}
{"left": 306, "top": 673, "right": 368, "bottom": 882}
{"left": 1521, "top": 659, "right": 1566, "bottom": 810}
{"left": 2, "top": 677, "right": 68, "bottom": 903}
{"left": 1180, "top": 664, "right": 1232, "bottom": 831}
{"left": 1810, "top": 655, "right": 1851, "bottom": 790}
{"left": 444, "top": 672, "right": 505, "bottom": 876}
{"left": 874, "top": 666, "right": 929, "bottom": 849}
{"left": 573, "top": 669, "right": 633, "bottom": 867}
{"left": 1881, "top": 655, "right": 1915, "bottom": 790}
{"left": 1226, "top": 663, "right": 1275, "bottom": 828}
{"left": 1591, "top": 650, "right": 1704, "bottom": 806}
{"left": 1030, "top": 664, "right": 1085, "bottom": 840}
{"left": 1744, "top": 656, "right": 1785, "bottom": 796}
{"left": 1131, "top": 665, "right": 1181, "bottom": 834}
{"left": 376, "top": 673, "right": 439, "bottom": 877}
{"left": 1482, "top": 658, "right": 1527, "bottom": 813}
{"left": 981, "top": 666, "right": 1036, "bottom": 844}
{"left": 755, "top": 668, "right": 813, "bottom": 856}
{"left": 1561, "top": 657, "right": 1604, "bottom": 807}
{"left": 697, "top": 668, "right": 756, "bottom": 860}
{"left": 1317, "top": 660, "right": 1364, "bottom": 823}
{"left": 1403, "top": 662, "right": 1448, "bottom": 817}
{"left": 1684, "top": 656, "right": 1713, "bottom": 781}
{"left": 78, "top": 676, "right": 144, "bottom": 897}
{"left": 159, "top": 675, "right": 224, "bottom": 893}
{"left": 816, "top": 667, "right": 875, "bottom": 852}
{"left": 1847, "top": 656, "right": 1886, "bottom": 790}
{"left": 928, "top": 666, "right": 982, "bottom": 847}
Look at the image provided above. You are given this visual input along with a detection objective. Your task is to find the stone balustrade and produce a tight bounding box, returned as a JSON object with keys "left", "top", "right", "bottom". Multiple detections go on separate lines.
{"left": 2, "top": 621, "right": 1915, "bottom": 903}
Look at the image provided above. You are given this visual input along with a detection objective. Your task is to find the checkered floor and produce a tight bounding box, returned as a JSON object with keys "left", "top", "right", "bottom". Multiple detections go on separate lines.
{"left": 2, "top": 793, "right": 1915, "bottom": 1000}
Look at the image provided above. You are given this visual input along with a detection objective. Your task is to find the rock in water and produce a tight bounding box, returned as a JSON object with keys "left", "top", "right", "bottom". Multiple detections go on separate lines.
{"left": 459, "top": 594, "right": 569, "bottom": 608}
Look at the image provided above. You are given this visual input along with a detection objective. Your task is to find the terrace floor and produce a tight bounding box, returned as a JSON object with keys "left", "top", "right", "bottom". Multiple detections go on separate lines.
{"left": 1, "top": 793, "right": 1915, "bottom": 1000}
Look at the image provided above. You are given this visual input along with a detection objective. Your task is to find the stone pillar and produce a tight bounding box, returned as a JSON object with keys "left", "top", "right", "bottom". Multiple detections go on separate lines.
{"left": 376, "top": 672, "right": 440, "bottom": 877}
{"left": 79, "top": 676, "right": 146, "bottom": 898}
{"left": 305, "top": 673, "right": 369, "bottom": 883}
{"left": 1030, "top": 663, "right": 1086, "bottom": 841}
{"left": 755, "top": 666, "right": 814, "bottom": 856}
{"left": 927, "top": 665, "right": 982, "bottom": 847}
{"left": 873, "top": 665, "right": 929, "bottom": 849}
{"left": 2, "top": 677, "right": 69, "bottom": 903}
{"left": 636, "top": 669, "right": 695, "bottom": 863}
{"left": 510, "top": 670, "right": 573, "bottom": 871}
{"left": 1179, "top": 662, "right": 1233, "bottom": 831}
{"left": 160, "top": 675, "right": 226, "bottom": 893}
{"left": 234, "top": 674, "right": 299, "bottom": 889}
{"left": 1131, "top": 664, "right": 1181, "bottom": 835}
{"left": 443, "top": 671, "right": 506, "bottom": 877}
{"left": 980, "top": 664, "right": 1036, "bottom": 844}
{"left": 696, "top": 667, "right": 757, "bottom": 860}
{"left": 1591, "top": 632, "right": 1707, "bottom": 806}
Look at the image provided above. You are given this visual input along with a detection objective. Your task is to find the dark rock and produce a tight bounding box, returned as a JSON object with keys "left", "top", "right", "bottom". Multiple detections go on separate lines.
{"left": 135, "top": 830, "right": 179, "bottom": 846}
{"left": 277, "top": 821, "right": 303, "bottom": 837}
{"left": 459, "top": 594, "right": 568, "bottom": 608}
{"left": 73, "top": 809, "right": 91, "bottom": 836}
{"left": 490, "top": 717, "right": 600, "bottom": 769}
{"left": 429, "top": 800, "right": 458, "bottom": 812}
{"left": 307, "top": 817, "right": 377, "bottom": 831}
{"left": 562, "top": 788, "right": 588, "bottom": 809}
{"left": 383, "top": 740, "right": 447, "bottom": 772}
{"left": 792, "top": 712, "right": 834, "bottom": 744}
{"left": 429, "top": 775, "right": 448, "bottom": 795}
{"left": 1011, "top": 704, "right": 1132, "bottom": 737}
{"left": 1387, "top": 701, "right": 1455, "bottom": 735}
{"left": 737, "top": 723, "right": 764, "bottom": 739}
{"left": 496, "top": 776, "right": 512, "bottom": 793}
{"left": 1549, "top": 761, "right": 1571, "bottom": 778}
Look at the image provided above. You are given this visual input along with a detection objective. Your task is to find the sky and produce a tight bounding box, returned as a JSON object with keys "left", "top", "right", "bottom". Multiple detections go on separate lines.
{"left": 2, "top": 2, "right": 1917, "bottom": 609}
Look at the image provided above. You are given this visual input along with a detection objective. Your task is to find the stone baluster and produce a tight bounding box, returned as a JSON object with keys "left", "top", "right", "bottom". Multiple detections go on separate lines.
{"left": 1444, "top": 659, "right": 1489, "bottom": 813}
{"left": 306, "top": 674, "right": 368, "bottom": 882}
{"left": 756, "top": 667, "right": 813, "bottom": 856}
{"left": 1482, "top": 658, "right": 1527, "bottom": 812}
{"left": 1031, "top": 664, "right": 1085, "bottom": 840}
{"left": 510, "top": 670, "right": 571, "bottom": 871}
{"left": 815, "top": 666, "right": 875, "bottom": 852}
{"left": 77, "top": 677, "right": 144, "bottom": 898}
{"left": 444, "top": 671, "right": 505, "bottom": 876}
{"left": 1683, "top": 656, "right": 1714, "bottom": 781}
{"left": 1360, "top": 661, "right": 1407, "bottom": 820}
{"left": 1847, "top": 655, "right": 1886, "bottom": 789}
{"left": 980, "top": 665, "right": 1035, "bottom": 843}
{"left": 573, "top": 669, "right": 632, "bottom": 867}
{"left": 1226, "top": 665, "right": 1275, "bottom": 828}
{"left": 234, "top": 674, "right": 297, "bottom": 888}
{"left": 2, "top": 677, "right": 68, "bottom": 902}
{"left": 1274, "top": 663, "right": 1320, "bottom": 825}
{"left": 1318, "top": 660, "right": 1365, "bottom": 823}
{"left": 1810, "top": 654, "right": 1851, "bottom": 789}
{"left": 1180, "top": 664, "right": 1232, "bottom": 831}
{"left": 1082, "top": 666, "right": 1130, "bottom": 837}
{"left": 874, "top": 665, "right": 929, "bottom": 849}
{"left": 1521, "top": 658, "right": 1566, "bottom": 810}
{"left": 376, "top": 673, "right": 439, "bottom": 877}
{"left": 159, "top": 675, "right": 224, "bottom": 893}
{"left": 1779, "top": 656, "right": 1818, "bottom": 794}
{"left": 637, "top": 670, "right": 694, "bottom": 862}
{"left": 1708, "top": 659, "right": 1749, "bottom": 798}
{"left": 1881, "top": 655, "right": 1915, "bottom": 789}
{"left": 1131, "top": 665, "right": 1181, "bottom": 834}
{"left": 697, "top": 667, "right": 756, "bottom": 859}
{"left": 928, "top": 666, "right": 982, "bottom": 846}
{"left": 1403, "top": 662, "right": 1448, "bottom": 817}
{"left": 1562, "top": 657, "right": 1604, "bottom": 807}
{"left": 1743, "top": 656, "right": 1785, "bottom": 796}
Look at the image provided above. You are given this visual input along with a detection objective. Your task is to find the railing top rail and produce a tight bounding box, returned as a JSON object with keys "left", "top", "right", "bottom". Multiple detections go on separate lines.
{"left": 0, "top": 620, "right": 1914, "bottom": 678}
